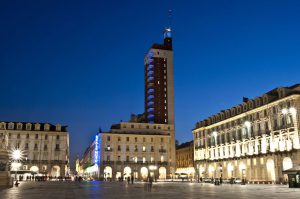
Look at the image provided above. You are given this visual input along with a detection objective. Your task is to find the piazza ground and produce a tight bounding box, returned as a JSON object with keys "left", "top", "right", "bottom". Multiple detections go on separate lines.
{"left": 1, "top": 181, "right": 300, "bottom": 199}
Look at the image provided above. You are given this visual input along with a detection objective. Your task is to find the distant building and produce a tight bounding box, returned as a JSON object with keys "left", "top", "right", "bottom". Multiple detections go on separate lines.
{"left": 175, "top": 141, "right": 195, "bottom": 179}
{"left": 193, "top": 84, "right": 300, "bottom": 183}
{"left": 144, "top": 28, "right": 174, "bottom": 125}
{"left": 99, "top": 122, "right": 175, "bottom": 180}
{"left": 80, "top": 133, "right": 100, "bottom": 179}
{"left": 0, "top": 121, "right": 69, "bottom": 178}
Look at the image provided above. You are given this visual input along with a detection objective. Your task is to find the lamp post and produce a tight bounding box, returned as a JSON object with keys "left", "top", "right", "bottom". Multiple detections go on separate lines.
{"left": 10, "top": 148, "right": 24, "bottom": 182}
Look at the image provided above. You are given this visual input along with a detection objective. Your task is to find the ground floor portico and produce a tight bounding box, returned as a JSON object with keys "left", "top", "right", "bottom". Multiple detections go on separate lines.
{"left": 100, "top": 162, "right": 170, "bottom": 181}
{"left": 195, "top": 150, "right": 300, "bottom": 184}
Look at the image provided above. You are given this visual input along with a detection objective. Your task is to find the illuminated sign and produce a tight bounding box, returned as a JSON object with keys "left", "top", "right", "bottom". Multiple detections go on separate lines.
{"left": 94, "top": 134, "right": 100, "bottom": 165}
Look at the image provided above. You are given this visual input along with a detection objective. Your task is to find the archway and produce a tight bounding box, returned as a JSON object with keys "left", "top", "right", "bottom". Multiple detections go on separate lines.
{"left": 227, "top": 163, "right": 234, "bottom": 178}
{"left": 30, "top": 166, "right": 39, "bottom": 173}
{"left": 239, "top": 162, "right": 246, "bottom": 178}
{"left": 282, "top": 157, "right": 293, "bottom": 182}
{"left": 208, "top": 165, "right": 215, "bottom": 178}
{"left": 104, "top": 166, "right": 112, "bottom": 180}
{"left": 159, "top": 167, "right": 166, "bottom": 179}
{"left": 266, "top": 159, "right": 275, "bottom": 182}
{"left": 51, "top": 165, "right": 60, "bottom": 177}
{"left": 123, "top": 167, "right": 131, "bottom": 180}
{"left": 141, "top": 167, "right": 148, "bottom": 179}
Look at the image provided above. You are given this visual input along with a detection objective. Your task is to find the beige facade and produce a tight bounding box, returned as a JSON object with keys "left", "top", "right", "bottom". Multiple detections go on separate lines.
{"left": 193, "top": 84, "right": 300, "bottom": 183}
{"left": 100, "top": 122, "right": 175, "bottom": 180}
{"left": 0, "top": 122, "right": 69, "bottom": 177}
{"left": 175, "top": 141, "right": 195, "bottom": 178}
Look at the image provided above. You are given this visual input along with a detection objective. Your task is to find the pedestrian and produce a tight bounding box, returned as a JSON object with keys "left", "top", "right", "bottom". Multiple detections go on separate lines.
{"left": 148, "top": 176, "right": 153, "bottom": 192}
{"left": 127, "top": 176, "right": 130, "bottom": 184}
{"left": 131, "top": 175, "right": 134, "bottom": 184}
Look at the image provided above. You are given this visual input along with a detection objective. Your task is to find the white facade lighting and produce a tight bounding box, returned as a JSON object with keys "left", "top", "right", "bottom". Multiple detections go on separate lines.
{"left": 244, "top": 121, "right": 251, "bottom": 128}
{"left": 282, "top": 108, "right": 288, "bottom": 115}
{"left": 289, "top": 107, "right": 297, "bottom": 115}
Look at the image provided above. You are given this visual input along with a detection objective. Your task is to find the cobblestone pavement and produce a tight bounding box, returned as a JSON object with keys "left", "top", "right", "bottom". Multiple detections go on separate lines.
{"left": 1, "top": 181, "right": 300, "bottom": 199}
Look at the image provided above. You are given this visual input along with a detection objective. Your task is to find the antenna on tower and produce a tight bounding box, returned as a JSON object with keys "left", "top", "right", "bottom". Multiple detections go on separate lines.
{"left": 168, "top": 9, "right": 172, "bottom": 29}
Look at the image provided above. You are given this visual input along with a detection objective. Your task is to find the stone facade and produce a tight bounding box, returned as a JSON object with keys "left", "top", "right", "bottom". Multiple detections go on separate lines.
{"left": 99, "top": 122, "right": 175, "bottom": 181}
{"left": 193, "top": 84, "right": 300, "bottom": 183}
{"left": 175, "top": 141, "right": 194, "bottom": 176}
{"left": 0, "top": 122, "right": 70, "bottom": 177}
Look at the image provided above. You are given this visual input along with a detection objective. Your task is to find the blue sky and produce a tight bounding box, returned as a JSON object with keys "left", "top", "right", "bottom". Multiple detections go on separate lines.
{"left": 1, "top": 0, "right": 300, "bottom": 165}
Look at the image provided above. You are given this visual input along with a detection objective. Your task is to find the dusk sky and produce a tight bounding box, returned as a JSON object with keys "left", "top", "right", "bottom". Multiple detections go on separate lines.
{"left": 1, "top": 0, "right": 300, "bottom": 165}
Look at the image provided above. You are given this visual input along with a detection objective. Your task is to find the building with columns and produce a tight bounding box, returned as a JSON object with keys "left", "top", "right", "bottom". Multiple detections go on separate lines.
{"left": 193, "top": 84, "right": 300, "bottom": 183}
{"left": 175, "top": 141, "right": 195, "bottom": 179}
{"left": 0, "top": 121, "right": 69, "bottom": 178}
{"left": 99, "top": 122, "right": 175, "bottom": 181}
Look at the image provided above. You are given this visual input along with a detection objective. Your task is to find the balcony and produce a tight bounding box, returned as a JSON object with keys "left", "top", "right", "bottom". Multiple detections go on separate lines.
{"left": 159, "top": 149, "right": 167, "bottom": 153}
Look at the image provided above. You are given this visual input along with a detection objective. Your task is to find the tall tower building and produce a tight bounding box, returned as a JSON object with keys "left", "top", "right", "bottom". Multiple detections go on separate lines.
{"left": 144, "top": 28, "right": 174, "bottom": 124}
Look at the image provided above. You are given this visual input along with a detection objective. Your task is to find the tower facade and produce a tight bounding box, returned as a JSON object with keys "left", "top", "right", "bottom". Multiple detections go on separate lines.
{"left": 144, "top": 28, "right": 174, "bottom": 124}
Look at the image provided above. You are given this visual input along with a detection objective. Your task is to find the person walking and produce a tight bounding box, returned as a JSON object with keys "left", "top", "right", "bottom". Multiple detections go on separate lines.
{"left": 131, "top": 175, "right": 134, "bottom": 184}
{"left": 127, "top": 176, "right": 130, "bottom": 185}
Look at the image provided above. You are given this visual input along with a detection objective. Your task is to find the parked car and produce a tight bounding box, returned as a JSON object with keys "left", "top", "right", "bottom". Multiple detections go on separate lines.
{"left": 233, "top": 178, "right": 242, "bottom": 184}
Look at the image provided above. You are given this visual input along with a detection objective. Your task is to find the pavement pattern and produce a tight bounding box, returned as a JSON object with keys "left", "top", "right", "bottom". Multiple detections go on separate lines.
{"left": 1, "top": 181, "right": 300, "bottom": 199}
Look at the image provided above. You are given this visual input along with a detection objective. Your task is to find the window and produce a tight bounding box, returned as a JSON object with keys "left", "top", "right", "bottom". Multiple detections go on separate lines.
{"left": 151, "top": 138, "right": 153, "bottom": 142}
{"left": 151, "top": 146, "right": 154, "bottom": 152}
{"left": 135, "top": 137, "right": 137, "bottom": 142}
{"left": 118, "top": 137, "right": 121, "bottom": 142}
{"left": 146, "top": 125, "right": 149, "bottom": 129}
{"left": 142, "top": 157, "right": 146, "bottom": 163}
{"left": 131, "top": 125, "right": 134, "bottom": 128}
{"left": 154, "top": 126, "right": 156, "bottom": 129}
{"left": 8, "top": 133, "right": 11, "bottom": 138}
{"left": 118, "top": 145, "right": 121, "bottom": 151}
{"left": 118, "top": 156, "right": 120, "bottom": 161}
{"left": 8, "top": 123, "right": 14, "bottom": 130}
{"left": 55, "top": 144, "right": 60, "bottom": 150}
{"left": 45, "top": 135, "right": 48, "bottom": 140}
{"left": 126, "top": 137, "right": 129, "bottom": 142}
{"left": 34, "top": 144, "right": 38, "bottom": 150}
{"left": 56, "top": 135, "right": 60, "bottom": 140}
{"left": 143, "top": 137, "right": 146, "bottom": 142}
{"left": 161, "top": 138, "right": 164, "bottom": 142}
{"left": 107, "top": 136, "right": 110, "bottom": 141}
{"left": 142, "top": 146, "right": 146, "bottom": 152}
{"left": 26, "top": 134, "right": 29, "bottom": 139}
{"left": 134, "top": 145, "right": 138, "bottom": 152}
{"left": 26, "top": 124, "right": 31, "bottom": 130}
{"left": 126, "top": 145, "right": 129, "bottom": 151}
{"left": 17, "top": 134, "right": 20, "bottom": 139}
{"left": 150, "top": 157, "right": 154, "bottom": 162}
{"left": 107, "top": 155, "right": 110, "bottom": 161}
{"left": 35, "top": 134, "right": 38, "bottom": 139}
{"left": 44, "top": 144, "right": 48, "bottom": 150}
{"left": 25, "top": 143, "right": 29, "bottom": 149}
{"left": 126, "top": 156, "right": 129, "bottom": 162}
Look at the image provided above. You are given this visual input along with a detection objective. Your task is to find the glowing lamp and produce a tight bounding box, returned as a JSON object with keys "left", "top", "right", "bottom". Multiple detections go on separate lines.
{"left": 282, "top": 108, "right": 288, "bottom": 115}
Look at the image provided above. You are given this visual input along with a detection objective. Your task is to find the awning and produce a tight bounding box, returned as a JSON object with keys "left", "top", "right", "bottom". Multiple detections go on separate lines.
{"left": 283, "top": 165, "right": 300, "bottom": 174}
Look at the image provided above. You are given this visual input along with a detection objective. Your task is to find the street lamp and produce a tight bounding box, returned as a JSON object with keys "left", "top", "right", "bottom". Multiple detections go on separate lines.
{"left": 9, "top": 148, "right": 24, "bottom": 182}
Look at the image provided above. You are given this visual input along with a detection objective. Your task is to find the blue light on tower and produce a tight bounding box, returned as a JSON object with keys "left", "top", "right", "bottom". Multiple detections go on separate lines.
{"left": 94, "top": 134, "right": 100, "bottom": 165}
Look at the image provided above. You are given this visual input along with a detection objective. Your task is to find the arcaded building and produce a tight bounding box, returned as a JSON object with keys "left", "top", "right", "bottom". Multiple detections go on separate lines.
{"left": 176, "top": 141, "right": 195, "bottom": 177}
{"left": 0, "top": 122, "right": 69, "bottom": 177}
{"left": 193, "top": 84, "right": 300, "bottom": 183}
{"left": 99, "top": 122, "right": 175, "bottom": 180}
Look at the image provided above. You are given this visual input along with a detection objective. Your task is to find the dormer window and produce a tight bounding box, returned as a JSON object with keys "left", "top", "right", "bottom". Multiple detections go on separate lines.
{"left": 56, "top": 124, "right": 61, "bottom": 131}
{"left": 35, "top": 123, "right": 40, "bottom": 131}
{"left": 26, "top": 123, "right": 32, "bottom": 131}
{"left": 8, "top": 123, "right": 14, "bottom": 130}
{"left": 44, "top": 124, "right": 50, "bottom": 131}
{"left": 0, "top": 123, "right": 5, "bottom": 130}
{"left": 17, "top": 123, "right": 22, "bottom": 130}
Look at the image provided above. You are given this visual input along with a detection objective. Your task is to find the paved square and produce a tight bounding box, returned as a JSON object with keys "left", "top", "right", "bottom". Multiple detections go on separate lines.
{"left": 1, "top": 181, "right": 300, "bottom": 199}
